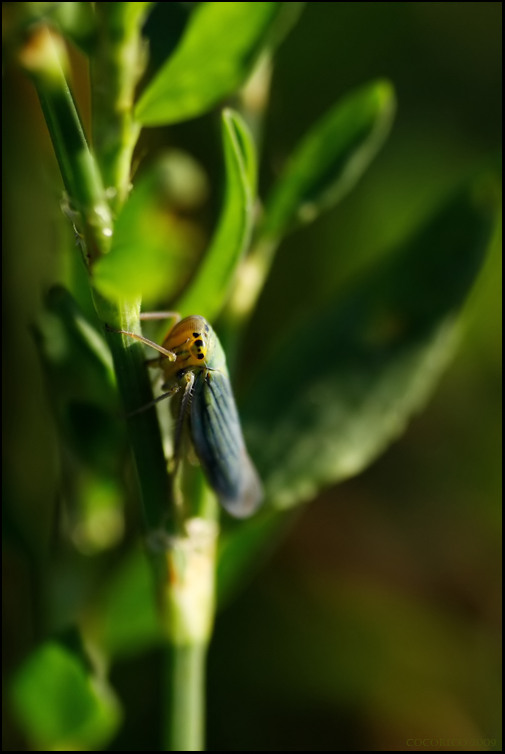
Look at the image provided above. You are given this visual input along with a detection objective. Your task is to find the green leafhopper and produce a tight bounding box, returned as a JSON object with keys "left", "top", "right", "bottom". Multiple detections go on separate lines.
{"left": 115, "top": 314, "right": 263, "bottom": 518}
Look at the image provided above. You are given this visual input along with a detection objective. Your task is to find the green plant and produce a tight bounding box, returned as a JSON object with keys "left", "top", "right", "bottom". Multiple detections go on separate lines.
{"left": 3, "top": 3, "right": 500, "bottom": 751}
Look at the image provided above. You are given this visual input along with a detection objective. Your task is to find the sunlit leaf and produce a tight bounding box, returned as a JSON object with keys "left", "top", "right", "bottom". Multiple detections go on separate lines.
{"left": 243, "top": 175, "right": 500, "bottom": 509}
{"left": 135, "top": 2, "right": 282, "bottom": 126}
{"left": 262, "top": 79, "right": 396, "bottom": 237}
{"left": 173, "top": 109, "right": 256, "bottom": 322}
{"left": 93, "top": 154, "right": 203, "bottom": 304}
{"left": 11, "top": 639, "right": 121, "bottom": 750}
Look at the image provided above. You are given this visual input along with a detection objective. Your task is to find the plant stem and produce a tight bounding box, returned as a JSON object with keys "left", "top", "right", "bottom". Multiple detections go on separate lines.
{"left": 91, "top": 3, "right": 153, "bottom": 212}
{"left": 94, "top": 293, "right": 175, "bottom": 535}
{"left": 21, "top": 16, "right": 217, "bottom": 751}
{"left": 89, "top": 10, "right": 218, "bottom": 748}
{"left": 86, "top": 6, "right": 175, "bottom": 537}
{"left": 225, "top": 234, "right": 278, "bottom": 328}
{"left": 18, "top": 25, "right": 113, "bottom": 262}
{"left": 90, "top": 8, "right": 219, "bottom": 748}
{"left": 19, "top": 23, "right": 173, "bottom": 540}
{"left": 159, "top": 513, "right": 217, "bottom": 751}
{"left": 165, "top": 644, "right": 207, "bottom": 752}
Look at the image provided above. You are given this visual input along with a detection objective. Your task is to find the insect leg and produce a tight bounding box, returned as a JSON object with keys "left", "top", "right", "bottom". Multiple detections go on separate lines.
{"left": 173, "top": 371, "right": 195, "bottom": 470}
{"left": 105, "top": 324, "right": 177, "bottom": 361}
{"left": 126, "top": 385, "right": 180, "bottom": 418}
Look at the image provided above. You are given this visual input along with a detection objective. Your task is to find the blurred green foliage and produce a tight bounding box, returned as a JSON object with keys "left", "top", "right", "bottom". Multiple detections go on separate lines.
{"left": 261, "top": 78, "right": 396, "bottom": 236}
{"left": 2, "top": 2, "right": 501, "bottom": 751}
{"left": 10, "top": 636, "right": 121, "bottom": 750}
{"left": 93, "top": 109, "right": 256, "bottom": 310}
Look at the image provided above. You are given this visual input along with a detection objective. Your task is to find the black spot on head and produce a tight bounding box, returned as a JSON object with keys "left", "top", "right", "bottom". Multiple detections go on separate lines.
{"left": 192, "top": 332, "right": 200, "bottom": 338}
{"left": 194, "top": 339, "right": 204, "bottom": 347}
{"left": 197, "top": 353, "right": 205, "bottom": 360}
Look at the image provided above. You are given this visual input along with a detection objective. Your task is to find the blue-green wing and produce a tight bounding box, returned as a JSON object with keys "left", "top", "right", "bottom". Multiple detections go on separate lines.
{"left": 190, "top": 370, "right": 263, "bottom": 517}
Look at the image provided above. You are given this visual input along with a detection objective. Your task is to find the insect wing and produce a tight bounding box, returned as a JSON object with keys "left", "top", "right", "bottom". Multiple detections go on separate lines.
{"left": 190, "top": 370, "right": 263, "bottom": 517}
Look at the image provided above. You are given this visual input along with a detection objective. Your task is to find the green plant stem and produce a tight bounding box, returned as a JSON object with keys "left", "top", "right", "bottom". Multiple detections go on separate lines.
{"left": 226, "top": 233, "right": 278, "bottom": 328}
{"left": 159, "top": 512, "right": 217, "bottom": 751}
{"left": 19, "top": 24, "right": 173, "bottom": 540}
{"left": 91, "top": 9, "right": 218, "bottom": 749}
{"left": 165, "top": 644, "right": 207, "bottom": 752}
{"left": 91, "top": 3, "right": 153, "bottom": 212}
{"left": 87, "top": 6, "right": 174, "bottom": 536}
{"left": 23, "top": 17, "right": 216, "bottom": 751}
{"left": 220, "top": 233, "right": 279, "bottom": 369}
{"left": 234, "top": 50, "right": 273, "bottom": 154}
{"left": 94, "top": 293, "right": 175, "bottom": 535}
{"left": 90, "top": 9, "right": 218, "bottom": 750}
{"left": 19, "top": 25, "right": 113, "bottom": 262}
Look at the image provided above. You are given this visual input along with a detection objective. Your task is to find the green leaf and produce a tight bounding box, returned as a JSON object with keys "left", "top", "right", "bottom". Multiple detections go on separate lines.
{"left": 135, "top": 2, "right": 282, "bottom": 126}
{"left": 243, "top": 175, "right": 500, "bottom": 509}
{"left": 35, "top": 286, "right": 115, "bottom": 394}
{"left": 11, "top": 640, "right": 121, "bottom": 750}
{"left": 93, "top": 547, "right": 162, "bottom": 658}
{"left": 34, "top": 286, "right": 123, "bottom": 470}
{"left": 34, "top": 287, "right": 126, "bottom": 553}
{"left": 262, "top": 79, "right": 396, "bottom": 238}
{"left": 93, "top": 153, "right": 203, "bottom": 304}
{"left": 173, "top": 109, "right": 256, "bottom": 322}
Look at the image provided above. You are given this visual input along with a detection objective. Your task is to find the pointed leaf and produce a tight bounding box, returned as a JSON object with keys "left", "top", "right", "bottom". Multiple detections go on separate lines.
{"left": 93, "top": 153, "right": 204, "bottom": 304}
{"left": 262, "top": 79, "right": 396, "bottom": 237}
{"left": 135, "top": 2, "right": 282, "bottom": 126}
{"left": 174, "top": 109, "right": 256, "bottom": 321}
{"left": 243, "top": 176, "right": 500, "bottom": 509}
